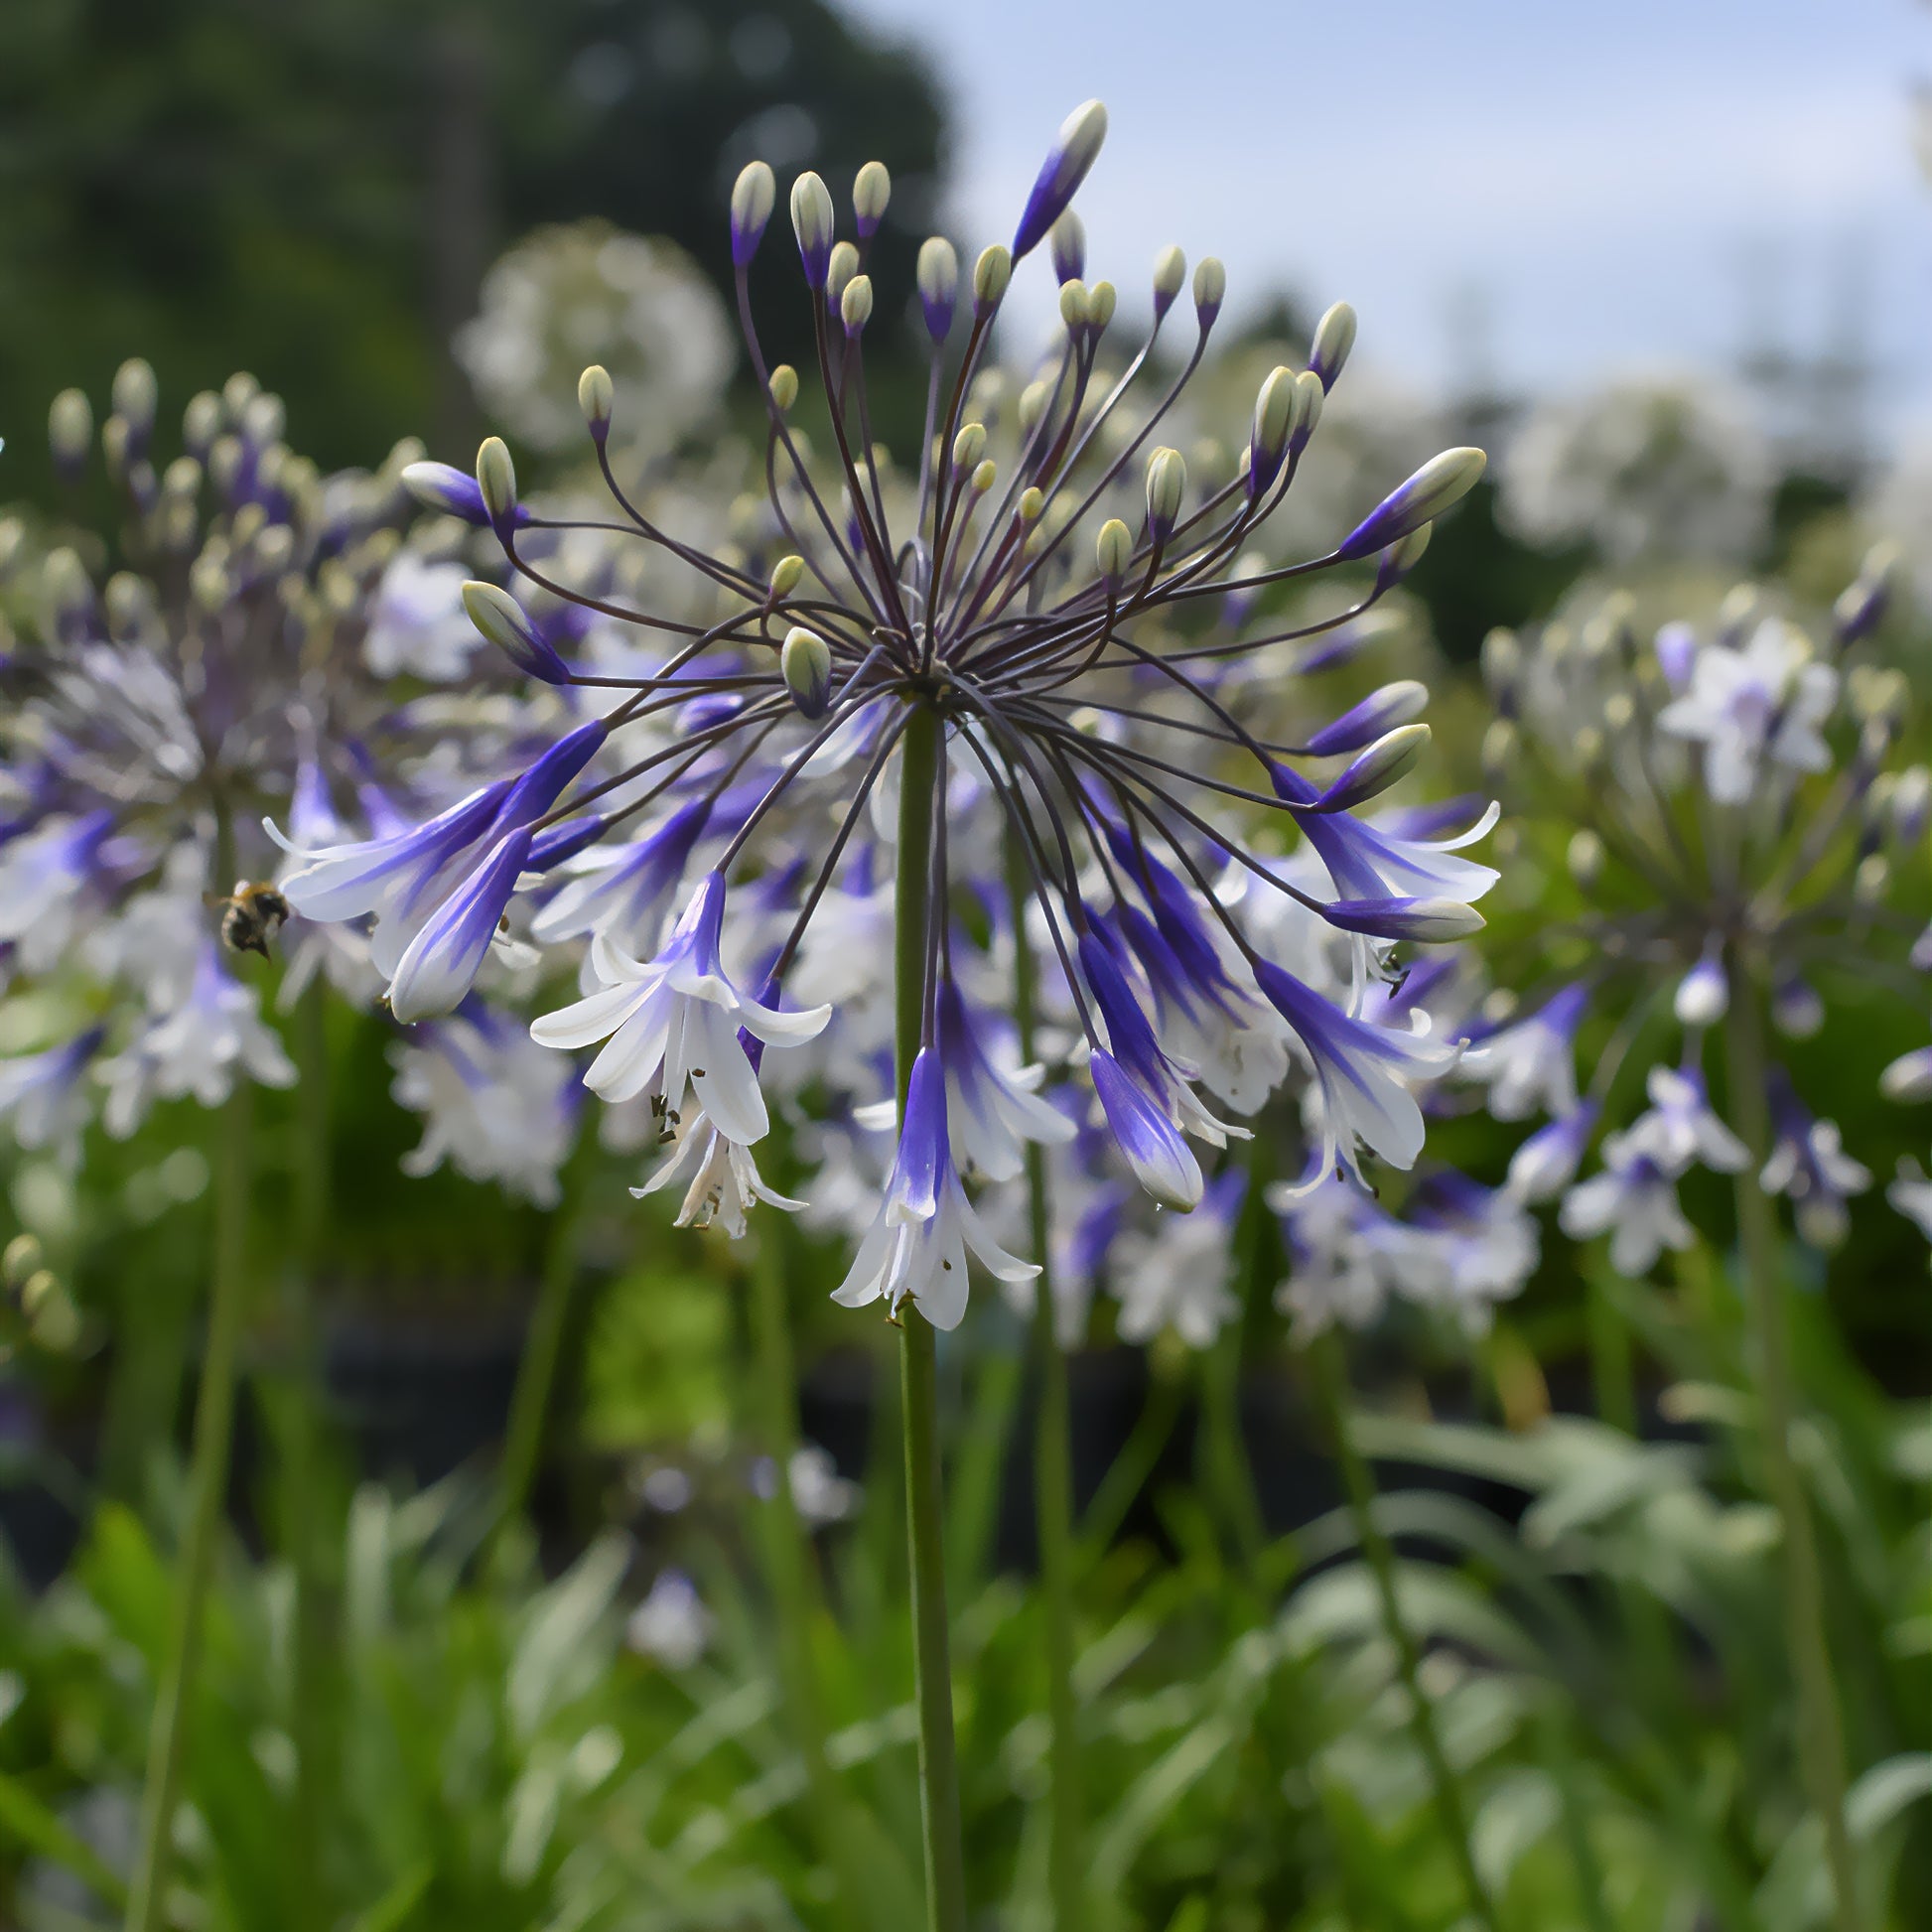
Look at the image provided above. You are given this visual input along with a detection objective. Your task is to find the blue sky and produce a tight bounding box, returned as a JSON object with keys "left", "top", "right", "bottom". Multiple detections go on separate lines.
{"left": 844, "top": 0, "right": 1931, "bottom": 430}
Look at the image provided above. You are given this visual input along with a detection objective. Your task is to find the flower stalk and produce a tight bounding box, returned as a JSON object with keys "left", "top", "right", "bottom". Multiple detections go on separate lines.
{"left": 1312, "top": 1328, "right": 1503, "bottom": 1932}
{"left": 894, "top": 703, "right": 968, "bottom": 1932}
{"left": 1723, "top": 977, "right": 1861, "bottom": 1932}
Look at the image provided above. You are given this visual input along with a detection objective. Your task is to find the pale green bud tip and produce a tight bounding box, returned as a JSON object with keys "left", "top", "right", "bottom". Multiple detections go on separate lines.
{"left": 917, "top": 236, "right": 959, "bottom": 340}
{"left": 1249, "top": 367, "right": 1296, "bottom": 492}
{"left": 731, "top": 161, "right": 777, "bottom": 265}
{"left": 1341, "top": 446, "right": 1486, "bottom": 561}
{"left": 1017, "top": 486, "right": 1044, "bottom": 524}
{"left": 971, "top": 459, "right": 997, "bottom": 493}
{"left": 1049, "top": 209, "right": 1086, "bottom": 285}
{"left": 1309, "top": 301, "right": 1357, "bottom": 390}
{"left": 768, "top": 554, "right": 804, "bottom": 600}
{"left": 112, "top": 357, "right": 158, "bottom": 431}
{"left": 1152, "top": 245, "right": 1186, "bottom": 311}
{"left": 853, "top": 161, "right": 892, "bottom": 231}
{"left": 951, "top": 423, "right": 987, "bottom": 473}
{"left": 781, "top": 624, "right": 833, "bottom": 717}
{"left": 578, "top": 364, "right": 614, "bottom": 433}
{"left": 840, "top": 274, "right": 874, "bottom": 335}
{"left": 1192, "top": 257, "right": 1226, "bottom": 323}
{"left": 789, "top": 171, "right": 836, "bottom": 285}
{"left": 973, "top": 243, "right": 1013, "bottom": 313}
{"left": 1088, "top": 281, "right": 1117, "bottom": 330}
{"left": 1058, "top": 278, "right": 1090, "bottom": 331}
{"left": 476, "top": 436, "right": 517, "bottom": 527}
{"left": 49, "top": 388, "right": 92, "bottom": 467}
{"left": 768, "top": 365, "right": 799, "bottom": 413}
{"left": 1145, "top": 446, "right": 1186, "bottom": 536}
{"left": 1095, "top": 517, "right": 1134, "bottom": 582}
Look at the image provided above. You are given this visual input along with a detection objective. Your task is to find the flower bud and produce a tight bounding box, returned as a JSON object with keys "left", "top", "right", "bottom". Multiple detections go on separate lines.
{"left": 1567, "top": 829, "right": 1604, "bottom": 889}
{"left": 1855, "top": 852, "right": 1888, "bottom": 903}
{"left": 790, "top": 171, "right": 836, "bottom": 288}
{"left": 109, "top": 359, "right": 157, "bottom": 456}
{"left": 1322, "top": 895, "right": 1486, "bottom": 942}
{"left": 1481, "top": 627, "right": 1521, "bottom": 703}
{"left": 1315, "top": 724, "right": 1431, "bottom": 810}
{"left": 1305, "top": 681, "right": 1430, "bottom": 758}
{"left": 1192, "top": 257, "right": 1226, "bottom": 329}
{"left": 853, "top": 160, "right": 891, "bottom": 237}
{"left": 951, "top": 423, "right": 986, "bottom": 474}
{"left": 973, "top": 243, "right": 1013, "bottom": 316}
{"left": 1373, "top": 522, "right": 1433, "bottom": 593}
{"left": 1018, "top": 379, "right": 1050, "bottom": 435}
{"left": 1481, "top": 718, "right": 1519, "bottom": 785}
{"left": 1890, "top": 765, "right": 1929, "bottom": 846}
{"left": 183, "top": 390, "right": 223, "bottom": 458}
{"left": 1087, "top": 280, "right": 1116, "bottom": 332}
{"left": 101, "top": 415, "right": 131, "bottom": 486}
{"left": 1290, "top": 368, "right": 1324, "bottom": 453}
{"left": 917, "top": 236, "right": 958, "bottom": 342}
{"left": 768, "top": 553, "right": 804, "bottom": 601}
{"left": 1654, "top": 620, "right": 1697, "bottom": 691}
{"left": 1337, "top": 447, "right": 1487, "bottom": 561}
{"left": 840, "top": 273, "right": 874, "bottom": 337}
{"left": 1309, "top": 301, "right": 1357, "bottom": 391}
{"left": 1013, "top": 98, "right": 1109, "bottom": 259}
{"left": 1145, "top": 446, "right": 1185, "bottom": 542}
{"left": 3, "top": 1233, "right": 43, "bottom": 1288}
{"left": 579, "top": 363, "right": 614, "bottom": 439}
{"left": 781, "top": 624, "right": 833, "bottom": 718}
{"left": 1834, "top": 540, "right": 1898, "bottom": 645}
{"left": 971, "top": 459, "right": 997, "bottom": 494}
{"left": 476, "top": 436, "right": 518, "bottom": 539}
{"left": 1771, "top": 975, "right": 1825, "bottom": 1040}
{"left": 732, "top": 160, "right": 777, "bottom": 266}
{"left": 1674, "top": 949, "right": 1728, "bottom": 1028}
{"left": 463, "top": 581, "right": 568, "bottom": 683}
{"left": 1247, "top": 366, "right": 1297, "bottom": 497}
{"left": 1057, "top": 278, "right": 1090, "bottom": 333}
{"left": 49, "top": 388, "right": 92, "bottom": 479}
{"left": 826, "top": 239, "right": 859, "bottom": 310}
{"left": 42, "top": 547, "right": 95, "bottom": 636}
{"left": 401, "top": 460, "right": 486, "bottom": 525}
{"left": 1152, "top": 245, "right": 1186, "bottom": 318}
{"left": 1049, "top": 209, "right": 1086, "bottom": 285}
{"left": 1879, "top": 1046, "right": 1932, "bottom": 1104}
{"left": 768, "top": 365, "right": 799, "bottom": 414}
{"left": 1017, "top": 486, "right": 1045, "bottom": 525}
{"left": 1095, "top": 517, "right": 1133, "bottom": 585}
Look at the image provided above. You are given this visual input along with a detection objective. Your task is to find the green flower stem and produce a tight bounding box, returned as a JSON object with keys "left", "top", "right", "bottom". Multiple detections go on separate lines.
{"left": 124, "top": 1077, "right": 253, "bottom": 1932}
{"left": 491, "top": 1130, "right": 596, "bottom": 1564}
{"left": 893, "top": 703, "right": 968, "bottom": 1932}
{"left": 1312, "top": 1329, "right": 1503, "bottom": 1932}
{"left": 1723, "top": 982, "right": 1861, "bottom": 1932}
{"left": 287, "top": 982, "right": 332, "bottom": 1932}
{"left": 747, "top": 1224, "right": 875, "bottom": 1917}
{"left": 1006, "top": 828, "right": 1085, "bottom": 1932}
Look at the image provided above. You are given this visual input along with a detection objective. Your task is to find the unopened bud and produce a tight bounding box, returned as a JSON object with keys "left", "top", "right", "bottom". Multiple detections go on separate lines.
{"left": 1248, "top": 366, "right": 1297, "bottom": 496}
{"left": 1087, "top": 280, "right": 1116, "bottom": 331}
{"left": 1772, "top": 975, "right": 1825, "bottom": 1040}
{"left": 476, "top": 437, "right": 517, "bottom": 538}
{"left": 1152, "top": 245, "right": 1186, "bottom": 317}
{"left": 1305, "top": 681, "right": 1430, "bottom": 758}
{"left": 973, "top": 243, "right": 1013, "bottom": 316}
{"left": 1049, "top": 210, "right": 1086, "bottom": 285}
{"left": 853, "top": 160, "right": 891, "bottom": 236}
{"left": 781, "top": 624, "right": 833, "bottom": 718}
{"left": 1891, "top": 765, "right": 1930, "bottom": 846}
{"left": 1145, "top": 446, "right": 1185, "bottom": 541}
{"left": 579, "top": 364, "right": 614, "bottom": 438}
{"left": 951, "top": 423, "right": 986, "bottom": 474}
{"left": 462, "top": 581, "right": 568, "bottom": 683}
{"left": 1373, "top": 522, "right": 1433, "bottom": 592}
{"left": 1192, "top": 257, "right": 1226, "bottom": 328}
{"left": 182, "top": 390, "right": 222, "bottom": 457}
{"left": 49, "top": 388, "right": 92, "bottom": 478}
{"left": 1017, "top": 486, "right": 1045, "bottom": 525}
{"left": 1095, "top": 517, "right": 1133, "bottom": 584}
{"left": 112, "top": 357, "right": 158, "bottom": 444}
{"left": 1309, "top": 301, "right": 1357, "bottom": 391}
{"left": 917, "top": 237, "right": 958, "bottom": 342}
{"left": 1567, "top": 829, "right": 1604, "bottom": 889}
{"left": 1855, "top": 852, "right": 1889, "bottom": 904}
{"left": 1058, "top": 278, "right": 1090, "bottom": 333}
{"left": 732, "top": 160, "right": 777, "bottom": 266}
{"left": 1018, "top": 379, "right": 1051, "bottom": 435}
{"left": 1013, "top": 98, "right": 1109, "bottom": 260}
{"left": 1338, "top": 447, "right": 1487, "bottom": 562}
{"left": 1290, "top": 368, "right": 1324, "bottom": 452}
{"left": 767, "top": 554, "right": 804, "bottom": 602}
{"left": 826, "top": 239, "right": 859, "bottom": 310}
{"left": 1674, "top": 950, "right": 1728, "bottom": 1028}
{"left": 1318, "top": 724, "right": 1431, "bottom": 810}
{"left": 101, "top": 415, "right": 131, "bottom": 485}
{"left": 789, "top": 171, "right": 836, "bottom": 287}
{"left": 1481, "top": 719, "right": 1519, "bottom": 784}
{"left": 1879, "top": 1047, "right": 1932, "bottom": 1104}
{"left": 971, "top": 459, "right": 997, "bottom": 494}
{"left": 1834, "top": 540, "right": 1898, "bottom": 645}
{"left": 840, "top": 273, "right": 874, "bottom": 336}
{"left": 2, "top": 1233, "right": 42, "bottom": 1288}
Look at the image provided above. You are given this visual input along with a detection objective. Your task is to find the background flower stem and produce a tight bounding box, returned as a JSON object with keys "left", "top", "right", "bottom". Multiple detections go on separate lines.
{"left": 1007, "top": 827, "right": 1086, "bottom": 1932}
{"left": 1723, "top": 979, "right": 1862, "bottom": 1932}
{"left": 123, "top": 1076, "right": 252, "bottom": 1932}
{"left": 893, "top": 702, "right": 968, "bottom": 1932}
{"left": 1312, "top": 1327, "right": 1504, "bottom": 1932}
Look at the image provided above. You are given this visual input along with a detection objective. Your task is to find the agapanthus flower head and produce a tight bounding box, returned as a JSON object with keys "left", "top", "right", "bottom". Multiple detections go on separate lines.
{"left": 284, "top": 101, "right": 1497, "bottom": 1331}
{"left": 1477, "top": 567, "right": 1927, "bottom": 1278}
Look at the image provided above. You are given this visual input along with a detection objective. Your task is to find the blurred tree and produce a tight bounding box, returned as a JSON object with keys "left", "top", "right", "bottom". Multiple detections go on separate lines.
{"left": 0, "top": 0, "right": 948, "bottom": 482}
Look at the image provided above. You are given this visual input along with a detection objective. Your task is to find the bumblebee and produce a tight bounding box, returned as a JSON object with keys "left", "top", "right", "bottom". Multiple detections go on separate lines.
{"left": 214, "top": 880, "right": 290, "bottom": 958}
